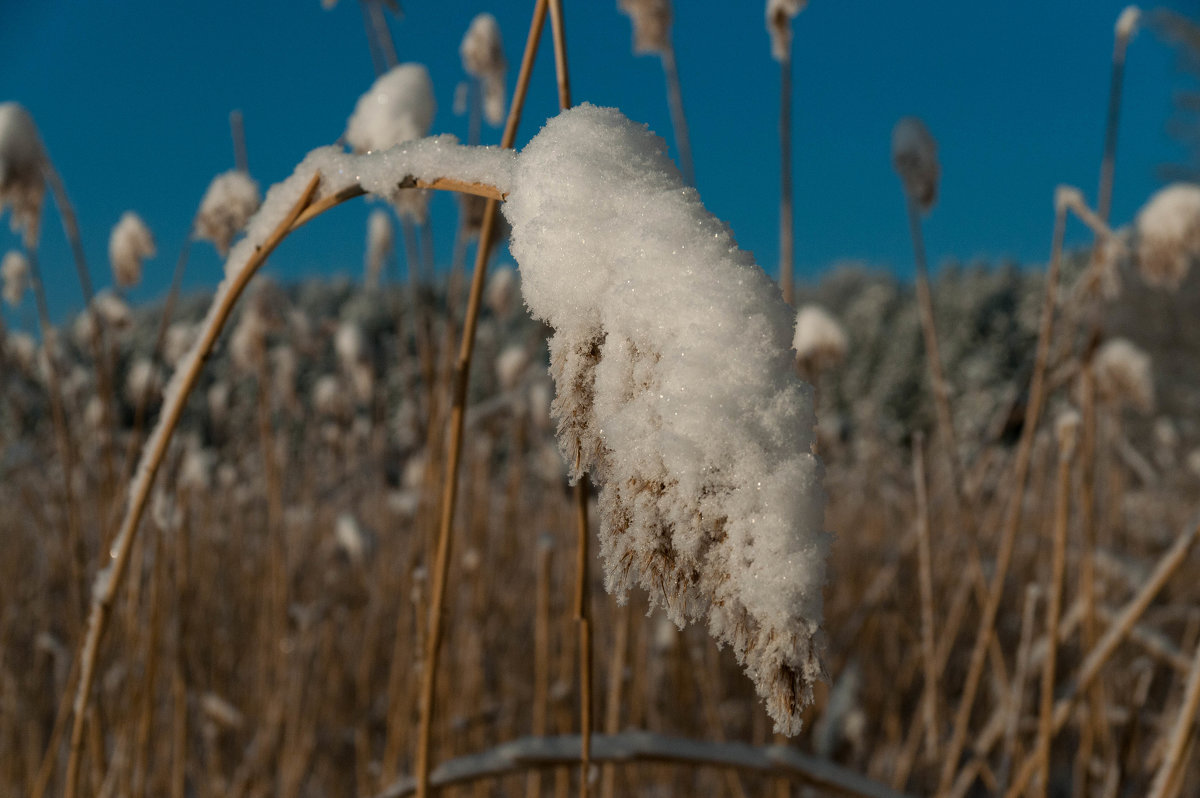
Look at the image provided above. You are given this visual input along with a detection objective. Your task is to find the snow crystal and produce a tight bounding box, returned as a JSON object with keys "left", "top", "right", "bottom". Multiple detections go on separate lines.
{"left": 891, "top": 117, "right": 939, "bottom": 212}
{"left": 0, "top": 102, "right": 46, "bottom": 245}
{"left": 620, "top": 0, "right": 672, "bottom": 55}
{"left": 461, "top": 14, "right": 507, "bottom": 127}
{"left": 503, "top": 104, "right": 827, "bottom": 734}
{"left": 108, "top": 210, "right": 155, "bottom": 288}
{"left": 2, "top": 249, "right": 29, "bottom": 307}
{"left": 196, "top": 170, "right": 261, "bottom": 257}
{"left": 365, "top": 208, "right": 394, "bottom": 288}
{"left": 1134, "top": 183, "right": 1200, "bottom": 291}
{"left": 766, "top": 0, "right": 806, "bottom": 61}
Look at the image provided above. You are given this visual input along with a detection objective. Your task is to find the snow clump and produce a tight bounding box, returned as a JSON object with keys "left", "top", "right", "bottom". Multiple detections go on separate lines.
{"left": 502, "top": 104, "right": 828, "bottom": 734}
{"left": 196, "top": 170, "right": 261, "bottom": 256}
{"left": 108, "top": 211, "right": 155, "bottom": 288}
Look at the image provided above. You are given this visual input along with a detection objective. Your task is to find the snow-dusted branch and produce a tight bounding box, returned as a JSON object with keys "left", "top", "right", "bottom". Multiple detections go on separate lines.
{"left": 375, "top": 732, "right": 914, "bottom": 798}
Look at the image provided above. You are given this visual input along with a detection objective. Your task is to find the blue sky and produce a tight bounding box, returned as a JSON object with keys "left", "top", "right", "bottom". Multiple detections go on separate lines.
{"left": 0, "top": 0, "right": 1194, "bottom": 325}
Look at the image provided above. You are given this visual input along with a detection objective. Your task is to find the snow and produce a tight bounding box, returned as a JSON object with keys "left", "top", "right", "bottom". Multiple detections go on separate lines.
{"left": 108, "top": 211, "right": 155, "bottom": 288}
{"left": 1134, "top": 182, "right": 1200, "bottom": 291}
{"left": 766, "top": 0, "right": 806, "bottom": 61}
{"left": 196, "top": 170, "right": 261, "bottom": 257}
{"left": 461, "top": 14, "right": 507, "bottom": 127}
{"left": 503, "top": 104, "right": 827, "bottom": 734}
{"left": 2, "top": 249, "right": 29, "bottom": 307}
{"left": 793, "top": 305, "right": 848, "bottom": 372}
{"left": 891, "top": 117, "right": 939, "bottom": 212}
{"left": 0, "top": 102, "right": 46, "bottom": 245}
{"left": 1115, "top": 6, "right": 1140, "bottom": 46}
{"left": 345, "top": 64, "right": 436, "bottom": 155}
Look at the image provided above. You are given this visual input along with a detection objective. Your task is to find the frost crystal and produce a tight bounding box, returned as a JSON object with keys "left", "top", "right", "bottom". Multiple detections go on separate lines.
{"left": 0, "top": 102, "right": 46, "bottom": 245}
{"left": 891, "top": 117, "right": 940, "bottom": 213}
{"left": 1134, "top": 182, "right": 1200, "bottom": 291}
{"left": 108, "top": 211, "right": 155, "bottom": 288}
{"left": 503, "top": 105, "right": 828, "bottom": 734}
{"left": 460, "top": 14, "right": 507, "bottom": 127}
{"left": 765, "top": 0, "right": 807, "bottom": 61}
{"left": 2, "top": 250, "right": 29, "bottom": 307}
{"left": 196, "top": 170, "right": 261, "bottom": 257}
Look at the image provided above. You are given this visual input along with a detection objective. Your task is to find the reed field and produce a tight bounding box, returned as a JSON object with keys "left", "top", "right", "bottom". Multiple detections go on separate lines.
{"left": 2, "top": 3, "right": 1200, "bottom": 798}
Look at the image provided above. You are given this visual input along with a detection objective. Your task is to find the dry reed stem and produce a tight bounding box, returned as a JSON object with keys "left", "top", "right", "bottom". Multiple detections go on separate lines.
{"left": 911, "top": 434, "right": 939, "bottom": 762}
{"left": 1098, "top": 16, "right": 1132, "bottom": 225}
{"left": 573, "top": 478, "right": 593, "bottom": 798}
{"left": 599, "top": 603, "right": 628, "bottom": 798}
{"left": 230, "top": 110, "right": 248, "bottom": 174}
{"left": 61, "top": 173, "right": 323, "bottom": 798}
{"left": 378, "top": 732, "right": 916, "bottom": 798}
{"left": 132, "top": 527, "right": 167, "bottom": 798}
{"left": 1004, "top": 516, "right": 1200, "bottom": 797}
{"left": 778, "top": 49, "right": 793, "bottom": 305}
{"left": 904, "top": 195, "right": 961, "bottom": 493}
{"left": 1146, "top": 633, "right": 1200, "bottom": 798}
{"left": 936, "top": 199, "right": 1069, "bottom": 797}
{"left": 414, "top": 3, "right": 548, "bottom": 795}
{"left": 1035, "top": 432, "right": 1075, "bottom": 797}
{"left": 995, "top": 584, "right": 1040, "bottom": 796}
{"left": 659, "top": 43, "right": 695, "bottom": 189}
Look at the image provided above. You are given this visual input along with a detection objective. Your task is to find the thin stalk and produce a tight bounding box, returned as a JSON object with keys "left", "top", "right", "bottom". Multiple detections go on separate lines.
{"left": 61, "top": 174, "right": 323, "bottom": 798}
{"left": 911, "top": 434, "right": 939, "bottom": 762}
{"left": 1003, "top": 516, "right": 1200, "bottom": 797}
{"left": 414, "top": 3, "right": 549, "bottom": 796}
{"left": 1098, "top": 22, "right": 1133, "bottom": 224}
{"left": 230, "top": 110, "right": 249, "bottom": 174}
{"left": 905, "top": 195, "right": 960, "bottom": 491}
{"left": 936, "top": 200, "right": 1069, "bottom": 797}
{"left": 574, "top": 479, "right": 593, "bottom": 798}
{"left": 358, "top": 0, "right": 387, "bottom": 76}
{"left": 1146, "top": 635, "right": 1200, "bottom": 798}
{"left": 1035, "top": 425, "right": 1075, "bottom": 798}
{"left": 779, "top": 51, "right": 794, "bottom": 305}
{"left": 660, "top": 43, "right": 694, "bottom": 187}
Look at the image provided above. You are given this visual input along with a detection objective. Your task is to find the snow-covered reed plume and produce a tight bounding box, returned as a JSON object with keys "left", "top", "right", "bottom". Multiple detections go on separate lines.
{"left": 124, "top": 358, "right": 162, "bottom": 405}
{"left": 364, "top": 208, "right": 394, "bottom": 288}
{"left": 2, "top": 249, "right": 29, "bottom": 307}
{"left": 495, "top": 344, "right": 529, "bottom": 391}
{"left": 345, "top": 64, "right": 437, "bottom": 222}
{"left": 619, "top": 0, "right": 671, "bottom": 55}
{"left": 1133, "top": 183, "right": 1200, "bottom": 290}
{"left": 766, "top": 0, "right": 807, "bottom": 61}
{"left": 1115, "top": 6, "right": 1141, "bottom": 58}
{"left": 892, "top": 117, "right": 939, "bottom": 212}
{"left": 503, "top": 105, "right": 827, "bottom": 734}
{"left": 196, "top": 170, "right": 261, "bottom": 257}
{"left": 0, "top": 102, "right": 46, "bottom": 245}
{"left": 91, "top": 289, "right": 132, "bottom": 330}
{"left": 1094, "top": 338, "right": 1154, "bottom": 413}
{"left": 335, "top": 320, "right": 374, "bottom": 402}
{"left": 485, "top": 263, "right": 518, "bottom": 319}
{"left": 108, "top": 211, "right": 155, "bottom": 288}
{"left": 793, "top": 304, "right": 848, "bottom": 375}
{"left": 460, "top": 13, "right": 507, "bottom": 127}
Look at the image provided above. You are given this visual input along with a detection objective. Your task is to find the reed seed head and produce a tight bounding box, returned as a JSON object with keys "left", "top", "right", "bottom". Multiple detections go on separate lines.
{"left": 619, "top": 0, "right": 672, "bottom": 55}
{"left": 1, "top": 249, "right": 29, "bottom": 307}
{"left": 1094, "top": 338, "right": 1154, "bottom": 413}
{"left": 108, "top": 211, "right": 155, "bottom": 288}
{"left": 1133, "top": 182, "right": 1200, "bottom": 290}
{"left": 196, "top": 170, "right": 261, "bottom": 257}
{"left": 766, "top": 0, "right": 806, "bottom": 61}
{"left": 793, "top": 304, "right": 848, "bottom": 374}
{"left": 461, "top": 13, "right": 507, "bottom": 127}
{"left": 0, "top": 102, "right": 46, "bottom": 246}
{"left": 891, "top": 117, "right": 940, "bottom": 213}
